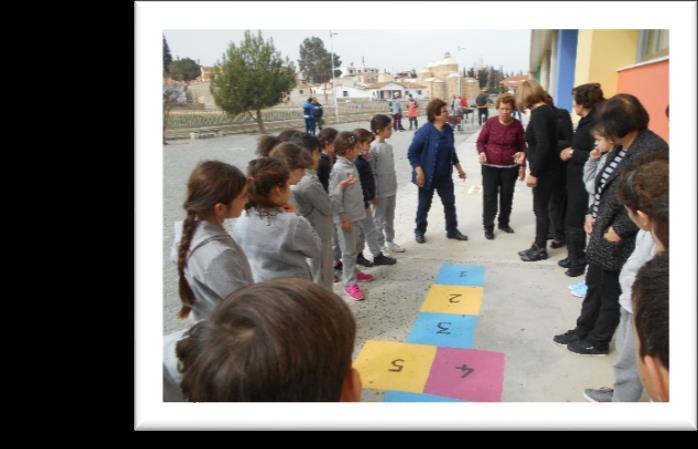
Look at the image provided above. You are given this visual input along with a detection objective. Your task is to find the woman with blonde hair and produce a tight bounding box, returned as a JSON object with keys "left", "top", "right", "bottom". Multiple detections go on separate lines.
{"left": 515, "top": 80, "right": 563, "bottom": 261}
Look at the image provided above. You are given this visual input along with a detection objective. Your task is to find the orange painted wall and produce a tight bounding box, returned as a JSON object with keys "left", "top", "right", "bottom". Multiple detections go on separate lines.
{"left": 617, "top": 59, "right": 669, "bottom": 142}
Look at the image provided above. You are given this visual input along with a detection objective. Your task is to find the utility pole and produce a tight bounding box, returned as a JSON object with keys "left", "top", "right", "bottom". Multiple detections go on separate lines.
{"left": 457, "top": 46, "right": 466, "bottom": 100}
{"left": 329, "top": 30, "right": 340, "bottom": 124}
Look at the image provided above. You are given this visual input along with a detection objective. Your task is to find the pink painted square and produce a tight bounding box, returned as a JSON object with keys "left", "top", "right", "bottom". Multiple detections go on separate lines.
{"left": 423, "top": 347, "right": 505, "bottom": 402}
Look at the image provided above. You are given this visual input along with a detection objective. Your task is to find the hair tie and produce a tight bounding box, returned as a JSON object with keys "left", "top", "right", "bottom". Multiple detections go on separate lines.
{"left": 248, "top": 176, "right": 255, "bottom": 181}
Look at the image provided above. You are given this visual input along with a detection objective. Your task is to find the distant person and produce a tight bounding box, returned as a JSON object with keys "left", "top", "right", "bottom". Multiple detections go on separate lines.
{"left": 312, "top": 97, "right": 324, "bottom": 131}
{"left": 303, "top": 97, "right": 316, "bottom": 135}
{"left": 475, "top": 90, "right": 490, "bottom": 126}
{"left": 407, "top": 96, "right": 419, "bottom": 130}
{"left": 408, "top": 98, "right": 468, "bottom": 244}
{"left": 459, "top": 94, "right": 468, "bottom": 108}
{"left": 389, "top": 92, "right": 405, "bottom": 131}
{"left": 476, "top": 93, "right": 527, "bottom": 240}
{"left": 175, "top": 278, "right": 362, "bottom": 402}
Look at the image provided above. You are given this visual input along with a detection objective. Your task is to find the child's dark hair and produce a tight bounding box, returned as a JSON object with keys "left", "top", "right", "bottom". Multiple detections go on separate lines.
{"left": 269, "top": 142, "right": 312, "bottom": 171}
{"left": 289, "top": 132, "right": 322, "bottom": 157}
{"left": 277, "top": 128, "right": 304, "bottom": 142}
{"left": 353, "top": 128, "right": 374, "bottom": 144}
{"left": 334, "top": 131, "right": 358, "bottom": 156}
{"left": 318, "top": 127, "right": 338, "bottom": 149}
{"left": 176, "top": 278, "right": 357, "bottom": 401}
{"left": 257, "top": 134, "right": 281, "bottom": 157}
{"left": 370, "top": 114, "right": 392, "bottom": 134}
{"left": 246, "top": 157, "right": 290, "bottom": 210}
{"left": 617, "top": 151, "right": 668, "bottom": 214}
{"left": 632, "top": 253, "right": 669, "bottom": 370}
{"left": 651, "top": 191, "right": 668, "bottom": 251}
{"left": 177, "top": 161, "right": 247, "bottom": 319}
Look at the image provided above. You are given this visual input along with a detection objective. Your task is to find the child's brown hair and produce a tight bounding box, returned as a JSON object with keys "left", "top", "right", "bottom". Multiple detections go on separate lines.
{"left": 176, "top": 278, "right": 357, "bottom": 401}
{"left": 333, "top": 131, "right": 358, "bottom": 157}
{"left": 352, "top": 128, "right": 374, "bottom": 145}
{"left": 245, "top": 157, "right": 290, "bottom": 210}
{"left": 269, "top": 142, "right": 312, "bottom": 171}
{"left": 177, "top": 161, "right": 247, "bottom": 319}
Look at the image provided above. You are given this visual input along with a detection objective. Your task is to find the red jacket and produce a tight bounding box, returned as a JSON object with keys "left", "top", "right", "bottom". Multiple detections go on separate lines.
{"left": 476, "top": 116, "right": 527, "bottom": 167}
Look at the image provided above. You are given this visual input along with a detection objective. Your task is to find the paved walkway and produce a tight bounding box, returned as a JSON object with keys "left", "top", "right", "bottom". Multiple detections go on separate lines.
{"left": 162, "top": 117, "right": 636, "bottom": 402}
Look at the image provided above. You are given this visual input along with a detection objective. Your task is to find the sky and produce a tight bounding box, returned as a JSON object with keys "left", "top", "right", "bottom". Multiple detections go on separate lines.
{"left": 164, "top": 29, "right": 531, "bottom": 76}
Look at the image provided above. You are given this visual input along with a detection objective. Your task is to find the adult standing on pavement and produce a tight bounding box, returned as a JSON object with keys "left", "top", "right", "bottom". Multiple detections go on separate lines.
{"left": 475, "top": 89, "right": 490, "bottom": 126}
{"left": 476, "top": 93, "right": 527, "bottom": 240}
{"left": 408, "top": 98, "right": 469, "bottom": 244}
{"left": 515, "top": 80, "right": 561, "bottom": 262}
{"left": 390, "top": 92, "right": 405, "bottom": 131}
{"left": 312, "top": 97, "right": 324, "bottom": 132}
{"left": 303, "top": 97, "right": 316, "bottom": 135}
{"left": 553, "top": 93, "right": 668, "bottom": 356}
{"left": 558, "top": 83, "right": 605, "bottom": 277}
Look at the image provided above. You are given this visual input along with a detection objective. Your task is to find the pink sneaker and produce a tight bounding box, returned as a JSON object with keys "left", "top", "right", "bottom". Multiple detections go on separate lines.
{"left": 356, "top": 271, "right": 375, "bottom": 282}
{"left": 345, "top": 283, "right": 364, "bottom": 301}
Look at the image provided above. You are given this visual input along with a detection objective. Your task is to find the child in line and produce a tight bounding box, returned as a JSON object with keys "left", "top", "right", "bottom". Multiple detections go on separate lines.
{"left": 570, "top": 124, "right": 615, "bottom": 298}
{"left": 583, "top": 152, "right": 668, "bottom": 402}
{"left": 176, "top": 278, "right": 362, "bottom": 402}
{"left": 329, "top": 131, "right": 376, "bottom": 301}
{"left": 233, "top": 157, "right": 321, "bottom": 282}
{"left": 172, "top": 160, "right": 253, "bottom": 321}
{"left": 291, "top": 133, "right": 335, "bottom": 291}
{"left": 369, "top": 114, "right": 406, "bottom": 254}
{"left": 317, "top": 127, "right": 339, "bottom": 192}
{"left": 631, "top": 253, "right": 669, "bottom": 402}
{"left": 269, "top": 142, "right": 312, "bottom": 186}
{"left": 353, "top": 128, "right": 397, "bottom": 267}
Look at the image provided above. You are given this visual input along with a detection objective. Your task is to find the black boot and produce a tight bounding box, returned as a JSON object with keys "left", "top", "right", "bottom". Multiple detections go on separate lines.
{"left": 373, "top": 252, "right": 397, "bottom": 266}
{"left": 520, "top": 244, "right": 548, "bottom": 262}
{"left": 565, "top": 265, "right": 586, "bottom": 277}
{"left": 498, "top": 224, "right": 515, "bottom": 233}
{"left": 558, "top": 258, "right": 571, "bottom": 268}
{"left": 484, "top": 228, "right": 495, "bottom": 240}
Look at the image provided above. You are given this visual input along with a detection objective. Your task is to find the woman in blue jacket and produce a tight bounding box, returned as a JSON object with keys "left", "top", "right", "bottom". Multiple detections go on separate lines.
{"left": 407, "top": 98, "right": 468, "bottom": 243}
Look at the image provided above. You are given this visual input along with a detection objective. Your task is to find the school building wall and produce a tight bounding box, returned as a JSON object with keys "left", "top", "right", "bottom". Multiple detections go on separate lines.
{"left": 616, "top": 57, "right": 669, "bottom": 142}
{"left": 574, "top": 30, "right": 640, "bottom": 98}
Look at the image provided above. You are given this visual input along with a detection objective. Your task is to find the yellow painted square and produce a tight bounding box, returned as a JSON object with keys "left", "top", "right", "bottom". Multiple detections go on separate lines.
{"left": 353, "top": 340, "right": 437, "bottom": 393}
{"left": 419, "top": 284, "right": 483, "bottom": 315}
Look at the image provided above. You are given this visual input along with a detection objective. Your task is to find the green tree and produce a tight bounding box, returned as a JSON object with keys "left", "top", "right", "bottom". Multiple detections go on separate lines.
{"left": 467, "top": 67, "right": 476, "bottom": 79}
{"left": 298, "top": 36, "right": 341, "bottom": 104}
{"left": 210, "top": 30, "right": 296, "bottom": 134}
{"left": 169, "top": 57, "right": 201, "bottom": 82}
{"left": 163, "top": 36, "right": 173, "bottom": 76}
{"left": 476, "top": 67, "right": 489, "bottom": 89}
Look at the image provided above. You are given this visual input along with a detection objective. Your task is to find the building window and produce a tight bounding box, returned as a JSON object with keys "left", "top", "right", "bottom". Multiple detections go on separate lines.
{"left": 299, "top": 89, "right": 304, "bottom": 95}
{"left": 638, "top": 30, "right": 669, "bottom": 62}
{"left": 343, "top": 91, "right": 349, "bottom": 97}
{"left": 417, "top": 90, "right": 422, "bottom": 95}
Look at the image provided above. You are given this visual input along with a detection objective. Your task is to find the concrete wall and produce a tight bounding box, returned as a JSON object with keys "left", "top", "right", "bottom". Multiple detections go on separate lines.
{"left": 617, "top": 58, "right": 669, "bottom": 142}
{"left": 554, "top": 30, "right": 578, "bottom": 112}
{"left": 574, "top": 30, "right": 640, "bottom": 98}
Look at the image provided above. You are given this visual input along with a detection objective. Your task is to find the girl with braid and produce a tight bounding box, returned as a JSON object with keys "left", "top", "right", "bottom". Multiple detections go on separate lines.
{"left": 172, "top": 160, "right": 253, "bottom": 322}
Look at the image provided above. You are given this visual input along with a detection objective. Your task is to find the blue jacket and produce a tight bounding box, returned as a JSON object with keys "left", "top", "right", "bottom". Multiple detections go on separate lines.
{"left": 302, "top": 100, "right": 314, "bottom": 117}
{"left": 407, "top": 122, "right": 460, "bottom": 190}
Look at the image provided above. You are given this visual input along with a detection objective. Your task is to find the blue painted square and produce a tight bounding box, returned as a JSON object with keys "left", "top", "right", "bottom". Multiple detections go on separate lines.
{"left": 435, "top": 263, "right": 485, "bottom": 286}
{"left": 406, "top": 312, "right": 477, "bottom": 348}
{"left": 384, "top": 391, "right": 463, "bottom": 402}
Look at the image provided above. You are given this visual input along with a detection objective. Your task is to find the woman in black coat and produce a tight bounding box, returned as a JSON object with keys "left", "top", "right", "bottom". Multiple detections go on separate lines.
{"left": 558, "top": 83, "right": 606, "bottom": 277}
{"left": 553, "top": 93, "right": 668, "bottom": 355}
{"left": 515, "top": 80, "right": 563, "bottom": 261}
{"left": 546, "top": 94, "right": 574, "bottom": 249}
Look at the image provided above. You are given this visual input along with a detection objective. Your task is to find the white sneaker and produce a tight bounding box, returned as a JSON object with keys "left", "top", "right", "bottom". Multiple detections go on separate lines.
{"left": 386, "top": 242, "right": 406, "bottom": 253}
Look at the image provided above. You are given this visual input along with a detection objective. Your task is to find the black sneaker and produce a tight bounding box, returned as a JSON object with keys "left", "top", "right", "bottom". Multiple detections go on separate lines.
{"left": 498, "top": 225, "right": 515, "bottom": 233}
{"left": 373, "top": 252, "right": 397, "bottom": 266}
{"left": 447, "top": 230, "right": 468, "bottom": 241}
{"left": 550, "top": 239, "right": 566, "bottom": 249}
{"left": 567, "top": 339, "right": 609, "bottom": 356}
{"left": 415, "top": 234, "right": 426, "bottom": 244}
{"left": 520, "top": 244, "right": 548, "bottom": 262}
{"left": 553, "top": 330, "right": 579, "bottom": 345}
{"left": 356, "top": 253, "right": 374, "bottom": 267}
{"left": 558, "top": 257, "right": 571, "bottom": 268}
{"left": 565, "top": 266, "right": 586, "bottom": 277}
{"left": 484, "top": 229, "right": 495, "bottom": 240}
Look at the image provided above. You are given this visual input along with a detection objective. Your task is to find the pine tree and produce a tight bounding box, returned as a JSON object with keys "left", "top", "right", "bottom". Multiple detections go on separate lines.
{"left": 210, "top": 30, "right": 296, "bottom": 134}
{"left": 163, "top": 36, "right": 173, "bottom": 76}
